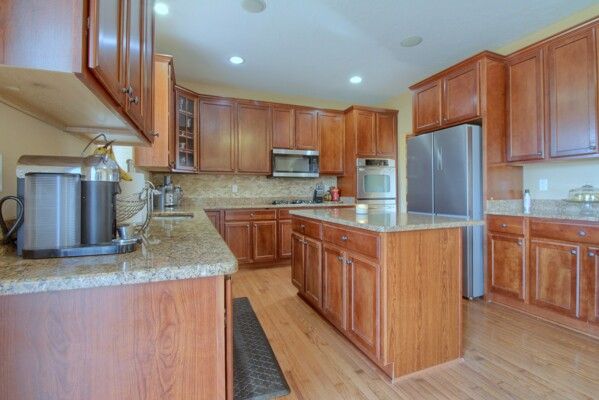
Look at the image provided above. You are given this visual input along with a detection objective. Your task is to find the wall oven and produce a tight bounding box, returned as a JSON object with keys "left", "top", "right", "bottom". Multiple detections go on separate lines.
{"left": 271, "top": 149, "right": 319, "bottom": 178}
{"left": 356, "top": 158, "right": 397, "bottom": 203}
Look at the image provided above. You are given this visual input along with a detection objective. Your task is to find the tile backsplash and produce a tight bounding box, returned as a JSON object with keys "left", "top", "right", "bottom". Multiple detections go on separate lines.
{"left": 151, "top": 174, "right": 337, "bottom": 199}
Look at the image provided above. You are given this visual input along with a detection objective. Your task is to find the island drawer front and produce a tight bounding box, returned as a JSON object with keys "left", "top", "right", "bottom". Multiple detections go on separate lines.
{"left": 292, "top": 218, "right": 322, "bottom": 240}
{"left": 322, "top": 224, "right": 379, "bottom": 260}
{"left": 487, "top": 215, "right": 525, "bottom": 235}
{"left": 225, "top": 210, "right": 277, "bottom": 221}
{"left": 530, "top": 220, "right": 599, "bottom": 245}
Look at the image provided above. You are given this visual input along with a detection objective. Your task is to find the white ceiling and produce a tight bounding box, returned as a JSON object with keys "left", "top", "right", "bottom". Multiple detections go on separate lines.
{"left": 155, "top": 0, "right": 597, "bottom": 106}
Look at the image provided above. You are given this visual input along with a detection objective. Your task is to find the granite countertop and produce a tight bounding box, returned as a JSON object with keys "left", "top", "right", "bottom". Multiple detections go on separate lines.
{"left": 289, "top": 208, "right": 484, "bottom": 233}
{"left": 194, "top": 197, "right": 354, "bottom": 210}
{"left": 486, "top": 200, "right": 599, "bottom": 223}
{"left": 0, "top": 210, "right": 237, "bottom": 296}
{"left": 486, "top": 209, "right": 599, "bottom": 223}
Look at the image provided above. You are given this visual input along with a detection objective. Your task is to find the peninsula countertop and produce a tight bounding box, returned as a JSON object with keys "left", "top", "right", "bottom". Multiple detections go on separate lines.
{"left": 0, "top": 210, "right": 237, "bottom": 296}
{"left": 289, "top": 208, "right": 485, "bottom": 232}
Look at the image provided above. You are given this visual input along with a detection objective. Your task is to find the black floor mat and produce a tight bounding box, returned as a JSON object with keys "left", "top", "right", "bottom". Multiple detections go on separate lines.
{"left": 233, "top": 297, "right": 291, "bottom": 400}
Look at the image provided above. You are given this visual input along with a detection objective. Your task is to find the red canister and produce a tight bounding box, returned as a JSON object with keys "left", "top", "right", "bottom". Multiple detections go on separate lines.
{"left": 330, "top": 187, "right": 340, "bottom": 202}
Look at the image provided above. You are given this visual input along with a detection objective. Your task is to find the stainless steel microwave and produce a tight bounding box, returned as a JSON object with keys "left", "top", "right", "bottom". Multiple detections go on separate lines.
{"left": 356, "top": 158, "right": 397, "bottom": 200}
{"left": 271, "top": 149, "right": 319, "bottom": 178}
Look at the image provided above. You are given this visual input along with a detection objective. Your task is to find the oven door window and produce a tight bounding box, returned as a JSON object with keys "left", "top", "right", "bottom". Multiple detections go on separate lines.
{"left": 364, "top": 174, "right": 391, "bottom": 193}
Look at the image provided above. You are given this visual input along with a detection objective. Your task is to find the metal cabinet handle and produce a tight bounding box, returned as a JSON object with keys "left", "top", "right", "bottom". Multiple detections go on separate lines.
{"left": 151, "top": 132, "right": 159, "bottom": 137}
{"left": 129, "top": 96, "right": 140, "bottom": 105}
{"left": 537, "top": 151, "right": 543, "bottom": 155}
{"left": 578, "top": 230, "right": 587, "bottom": 237}
{"left": 340, "top": 235, "right": 349, "bottom": 241}
{"left": 345, "top": 258, "right": 353, "bottom": 265}
{"left": 589, "top": 252, "right": 596, "bottom": 257}
{"left": 121, "top": 86, "right": 133, "bottom": 95}
{"left": 250, "top": 213, "right": 255, "bottom": 217}
{"left": 300, "top": 224, "right": 306, "bottom": 230}
{"left": 246, "top": 224, "right": 250, "bottom": 228}
{"left": 500, "top": 223, "right": 508, "bottom": 228}
{"left": 571, "top": 249, "right": 577, "bottom": 255}
{"left": 336, "top": 255, "right": 344, "bottom": 262}
{"left": 518, "top": 239, "right": 523, "bottom": 247}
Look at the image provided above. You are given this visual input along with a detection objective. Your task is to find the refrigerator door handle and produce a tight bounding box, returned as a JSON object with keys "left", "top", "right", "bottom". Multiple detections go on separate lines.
{"left": 436, "top": 147, "right": 443, "bottom": 171}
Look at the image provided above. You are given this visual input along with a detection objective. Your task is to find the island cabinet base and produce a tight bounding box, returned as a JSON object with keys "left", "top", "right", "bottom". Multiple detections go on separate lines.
{"left": 291, "top": 215, "right": 463, "bottom": 380}
{"left": 0, "top": 276, "right": 232, "bottom": 400}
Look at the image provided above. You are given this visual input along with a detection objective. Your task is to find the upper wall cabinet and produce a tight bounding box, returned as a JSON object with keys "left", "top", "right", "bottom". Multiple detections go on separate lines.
{"left": 318, "top": 111, "right": 345, "bottom": 175}
{"left": 199, "top": 97, "right": 236, "bottom": 172}
{"left": 411, "top": 60, "right": 481, "bottom": 134}
{"left": 374, "top": 112, "right": 397, "bottom": 157}
{"left": 295, "top": 109, "right": 319, "bottom": 150}
{"left": 506, "top": 48, "right": 545, "bottom": 162}
{"left": 237, "top": 102, "right": 271, "bottom": 174}
{"left": 272, "top": 106, "right": 295, "bottom": 149}
{"left": 176, "top": 87, "right": 200, "bottom": 172}
{"left": 345, "top": 107, "right": 398, "bottom": 158}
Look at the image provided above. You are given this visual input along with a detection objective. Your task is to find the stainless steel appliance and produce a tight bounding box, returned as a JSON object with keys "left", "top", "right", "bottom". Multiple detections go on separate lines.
{"left": 407, "top": 124, "right": 483, "bottom": 298}
{"left": 271, "top": 149, "right": 319, "bottom": 178}
{"left": 0, "top": 155, "right": 137, "bottom": 259}
{"left": 158, "top": 175, "right": 183, "bottom": 208}
{"left": 313, "top": 182, "right": 326, "bottom": 203}
{"left": 356, "top": 158, "right": 397, "bottom": 208}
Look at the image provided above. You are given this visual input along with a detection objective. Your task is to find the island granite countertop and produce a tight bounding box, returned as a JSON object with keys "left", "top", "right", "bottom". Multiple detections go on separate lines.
{"left": 0, "top": 210, "right": 237, "bottom": 296}
{"left": 290, "top": 208, "right": 484, "bottom": 233}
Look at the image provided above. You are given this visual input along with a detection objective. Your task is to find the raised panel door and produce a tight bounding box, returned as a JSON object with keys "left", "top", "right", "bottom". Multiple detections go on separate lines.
{"left": 507, "top": 48, "right": 545, "bottom": 161}
{"left": 347, "top": 253, "right": 380, "bottom": 359}
{"left": 304, "top": 237, "right": 323, "bottom": 309}
{"left": 205, "top": 211, "right": 221, "bottom": 235}
{"left": 322, "top": 244, "right": 346, "bottom": 331}
{"left": 278, "top": 219, "right": 292, "bottom": 259}
{"left": 547, "top": 28, "right": 598, "bottom": 158}
{"left": 141, "top": 0, "right": 154, "bottom": 138}
{"left": 88, "top": 0, "right": 126, "bottom": 106}
{"left": 252, "top": 220, "right": 277, "bottom": 263}
{"left": 291, "top": 233, "right": 305, "bottom": 291}
{"left": 355, "top": 111, "right": 376, "bottom": 157}
{"left": 124, "top": 0, "right": 145, "bottom": 129}
{"left": 272, "top": 107, "right": 295, "bottom": 149}
{"left": 584, "top": 247, "right": 599, "bottom": 324}
{"left": 237, "top": 103, "right": 271, "bottom": 173}
{"left": 442, "top": 61, "right": 480, "bottom": 124}
{"left": 488, "top": 233, "right": 526, "bottom": 301}
{"left": 530, "top": 239, "right": 580, "bottom": 317}
{"left": 199, "top": 98, "right": 236, "bottom": 172}
{"left": 295, "top": 109, "right": 318, "bottom": 150}
{"left": 318, "top": 112, "right": 345, "bottom": 175}
{"left": 375, "top": 113, "right": 396, "bottom": 157}
{"left": 413, "top": 80, "right": 442, "bottom": 133}
{"left": 224, "top": 222, "right": 252, "bottom": 264}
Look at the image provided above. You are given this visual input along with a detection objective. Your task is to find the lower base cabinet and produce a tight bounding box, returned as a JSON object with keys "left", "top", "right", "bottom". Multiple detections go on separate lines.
{"left": 584, "top": 247, "right": 599, "bottom": 324}
{"left": 488, "top": 233, "right": 526, "bottom": 301}
{"left": 252, "top": 220, "right": 277, "bottom": 263}
{"left": 291, "top": 233, "right": 305, "bottom": 290}
{"left": 322, "top": 244, "right": 347, "bottom": 330}
{"left": 278, "top": 219, "right": 293, "bottom": 258}
{"left": 303, "top": 237, "right": 323, "bottom": 308}
{"left": 224, "top": 222, "right": 252, "bottom": 263}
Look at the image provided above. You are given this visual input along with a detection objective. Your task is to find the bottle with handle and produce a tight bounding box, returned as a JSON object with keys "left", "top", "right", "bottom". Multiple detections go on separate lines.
{"left": 523, "top": 189, "right": 532, "bottom": 214}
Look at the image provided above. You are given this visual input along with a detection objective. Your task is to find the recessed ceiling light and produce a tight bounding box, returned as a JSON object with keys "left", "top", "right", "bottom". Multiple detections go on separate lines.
{"left": 349, "top": 76, "right": 362, "bottom": 84}
{"left": 229, "top": 56, "right": 245, "bottom": 65}
{"left": 154, "top": 2, "right": 169, "bottom": 15}
{"left": 241, "top": 0, "right": 267, "bottom": 13}
{"left": 401, "top": 36, "right": 423, "bottom": 48}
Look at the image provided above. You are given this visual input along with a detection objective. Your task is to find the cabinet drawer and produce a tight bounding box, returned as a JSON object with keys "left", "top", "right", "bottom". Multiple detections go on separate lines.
{"left": 322, "top": 224, "right": 380, "bottom": 260}
{"left": 292, "top": 218, "right": 322, "bottom": 240}
{"left": 487, "top": 215, "right": 525, "bottom": 235}
{"left": 225, "top": 209, "right": 276, "bottom": 221}
{"left": 530, "top": 219, "right": 599, "bottom": 245}
{"left": 278, "top": 209, "right": 292, "bottom": 219}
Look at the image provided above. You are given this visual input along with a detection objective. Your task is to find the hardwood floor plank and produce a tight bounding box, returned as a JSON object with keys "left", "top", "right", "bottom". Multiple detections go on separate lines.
{"left": 232, "top": 266, "right": 599, "bottom": 400}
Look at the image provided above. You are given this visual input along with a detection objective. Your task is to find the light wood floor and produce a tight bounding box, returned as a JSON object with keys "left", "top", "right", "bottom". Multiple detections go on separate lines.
{"left": 232, "top": 265, "right": 599, "bottom": 400}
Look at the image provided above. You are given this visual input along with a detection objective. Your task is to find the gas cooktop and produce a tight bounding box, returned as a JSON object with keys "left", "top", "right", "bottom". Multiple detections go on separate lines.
{"left": 271, "top": 199, "right": 315, "bottom": 205}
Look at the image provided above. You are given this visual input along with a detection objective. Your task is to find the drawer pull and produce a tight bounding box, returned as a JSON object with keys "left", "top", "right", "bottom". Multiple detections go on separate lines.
{"left": 589, "top": 252, "right": 596, "bottom": 257}
{"left": 250, "top": 213, "right": 255, "bottom": 217}
{"left": 336, "top": 255, "right": 344, "bottom": 262}
{"left": 500, "top": 223, "right": 508, "bottom": 228}
{"left": 578, "top": 230, "right": 587, "bottom": 237}
{"left": 345, "top": 258, "right": 353, "bottom": 265}
{"left": 518, "top": 240, "right": 523, "bottom": 247}
{"left": 570, "top": 249, "right": 577, "bottom": 255}
{"left": 340, "top": 235, "right": 349, "bottom": 241}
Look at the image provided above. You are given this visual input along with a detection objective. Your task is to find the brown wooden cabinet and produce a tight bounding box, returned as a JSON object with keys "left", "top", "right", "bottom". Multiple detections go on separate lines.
{"left": 199, "top": 97, "right": 236, "bottom": 172}
{"left": 206, "top": 210, "right": 222, "bottom": 235}
{"left": 272, "top": 106, "right": 295, "bottom": 149}
{"left": 252, "top": 220, "right": 277, "bottom": 263}
{"left": 488, "top": 233, "right": 526, "bottom": 301}
{"left": 175, "top": 87, "right": 199, "bottom": 172}
{"left": 529, "top": 239, "right": 580, "bottom": 318}
{"left": 412, "top": 80, "right": 442, "bottom": 133}
{"left": 295, "top": 109, "right": 319, "bottom": 150}
{"left": 584, "top": 247, "right": 599, "bottom": 324}
{"left": 278, "top": 219, "right": 293, "bottom": 259}
{"left": 322, "top": 244, "right": 347, "bottom": 331}
{"left": 223, "top": 210, "right": 278, "bottom": 265}
{"left": 291, "top": 232, "right": 305, "bottom": 290}
{"left": 318, "top": 111, "right": 345, "bottom": 175}
{"left": 506, "top": 48, "right": 545, "bottom": 161}
{"left": 224, "top": 221, "right": 252, "bottom": 263}
{"left": 547, "top": 28, "right": 598, "bottom": 158}
{"left": 303, "top": 237, "right": 323, "bottom": 309}
{"left": 346, "top": 253, "right": 380, "bottom": 360}
{"left": 355, "top": 110, "right": 377, "bottom": 156}
{"left": 375, "top": 112, "right": 397, "bottom": 157}
{"left": 442, "top": 61, "right": 480, "bottom": 125}
{"left": 123, "top": 0, "right": 146, "bottom": 130}
{"left": 237, "top": 102, "right": 271, "bottom": 173}
{"left": 350, "top": 109, "right": 397, "bottom": 158}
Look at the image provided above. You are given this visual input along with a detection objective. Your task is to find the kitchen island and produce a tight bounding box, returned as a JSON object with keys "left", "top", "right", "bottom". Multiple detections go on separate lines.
{"left": 0, "top": 211, "right": 237, "bottom": 400}
{"left": 289, "top": 208, "right": 484, "bottom": 380}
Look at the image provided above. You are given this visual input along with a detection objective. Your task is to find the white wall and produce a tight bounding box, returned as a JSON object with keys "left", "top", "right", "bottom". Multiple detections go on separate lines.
{"left": 523, "top": 160, "right": 599, "bottom": 199}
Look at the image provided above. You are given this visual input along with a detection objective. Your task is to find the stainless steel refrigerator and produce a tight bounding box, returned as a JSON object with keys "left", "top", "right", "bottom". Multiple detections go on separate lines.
{"left": 407, "top": 124, "right": 484, "bottom": 299}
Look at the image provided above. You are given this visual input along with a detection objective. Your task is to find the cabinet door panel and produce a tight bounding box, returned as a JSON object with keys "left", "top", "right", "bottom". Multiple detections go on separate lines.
{"left": 304, "top": 237, "right": 322, "bottom": 309}
{"left": 347, "top": 253, "right": 380, "bottom": 359}
{"left": 413, "top": 81, "right": 442, "bottom": 133}
{"left": 291, "top": 233, "right": 305, "bottom": 291}
{"left": 88, "top": 0, "right": 126, "bottom": 106}
{"left": 272, "top": 107, "right": 294, "bottom": 149}
{"left": 355, "top": 111, "right": 376, "bottom": 157}
{"left": 507, "top": 48, "right": 545, "bottom": 161}
{"left": 530, "top": 239, "right": 579, "bottom": 317}
{"left": 547, "top": 28, "right": 598, "bottom": 158}
{"left": 443, "top": 62, "right": 480, "bottom": 124}
{"left": 142, "top": 0, "right": 154, "bottom": 137}
{"left": 278, "top": 220, "right": 292, "bottom": 259}
{"left": 252, "top": 221, "right": 277, "bottom": 263}
{"left": 295, "top": 109, "right": 318, "bottom": 150}
{"left": 206, "top": 211, "right": 221, "bottom": 235}
{"left": 318, "top": 112, "right": 345, "bottom": 175}
{"left": 583, "top": 247, "right": 599, "bottom": 324}
{"left": 375, "top": 113, "right": 396, "bottom": 157}
{"left": 174, "top": 88, "right": 198, "bottom": 171}
{"left": 124, "top": 0, "right": 145, "bottom": 129}
{"left": 199, "top": 98, "right": 235, "bottom": 172}
{"left": 224, "top": 222, "right": 252, "bottom": 264}
{"left": 322, "top": 245, "right": 346, "bottom": 331}
{"left": 237, "top": 103, "right": 271, "bottom": 173}
{"left": 488, "top": 233, "right": 526, "bottom": 300}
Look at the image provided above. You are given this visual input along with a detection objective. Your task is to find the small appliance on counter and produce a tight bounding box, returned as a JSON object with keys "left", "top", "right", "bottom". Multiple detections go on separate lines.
{"left": 0, "top": 155, "right": 138, "bottom": 259}
{"left": 313, "top": 182, "right": 326, "bottom": 203}
{"left": 154, "top": 175, "right": 183, "bottom": 209}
